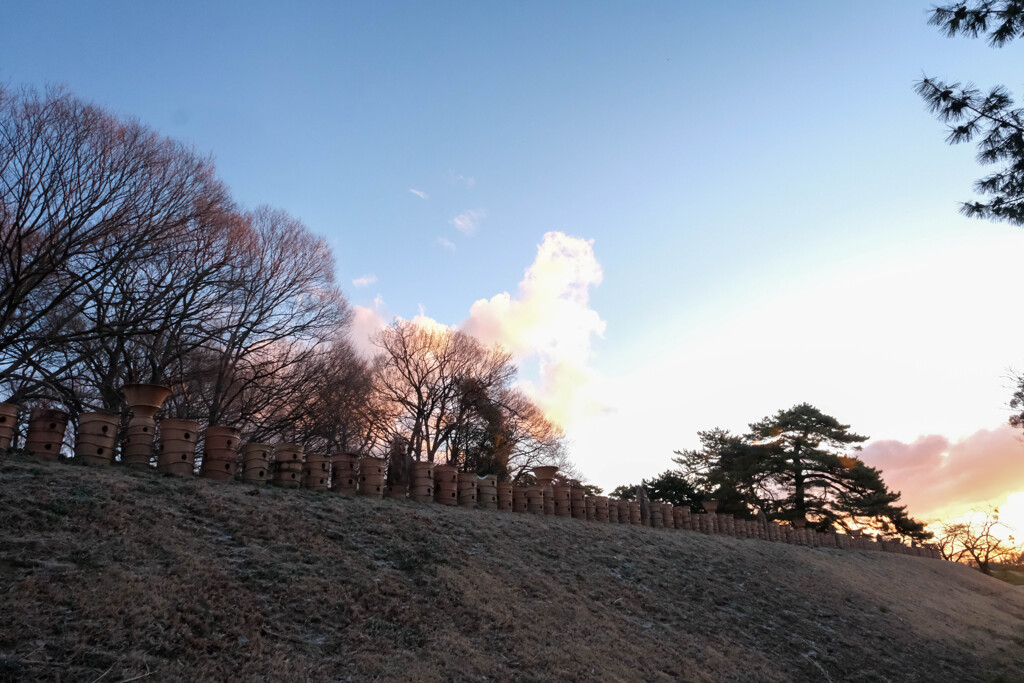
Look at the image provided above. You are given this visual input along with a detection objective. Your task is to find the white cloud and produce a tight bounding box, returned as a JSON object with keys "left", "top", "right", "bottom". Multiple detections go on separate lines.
{"left": 409, "top": 189, "right": 429, "bottom": 200}
{"left": 351, "top": 274, "right": 377, "bottom": 288}
{"left": 462, "top": 231, "right": 606, "bottom": 429}
{"left": 437, "top": 236, "right": 457, "bottom": 251}
{"left": 450, "top": 209, "right": 486, "bottom": 236}
{"left": 452, "top": 174, "right": 476, "bottom": 188}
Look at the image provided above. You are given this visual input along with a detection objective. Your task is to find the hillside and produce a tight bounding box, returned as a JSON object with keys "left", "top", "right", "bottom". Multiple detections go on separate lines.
{"left": 1, "top": 455, "right": 1023, "bottom": 682}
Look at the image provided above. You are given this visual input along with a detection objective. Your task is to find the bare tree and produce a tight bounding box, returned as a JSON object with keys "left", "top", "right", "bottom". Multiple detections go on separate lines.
{"left": 937, "top": 509, "right": 1020, "bottom": 575}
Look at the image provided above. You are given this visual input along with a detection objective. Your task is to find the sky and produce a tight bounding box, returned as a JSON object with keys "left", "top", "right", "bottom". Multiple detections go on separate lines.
{"left": 4, "top": 1, "right": 1024, "bottom": 531}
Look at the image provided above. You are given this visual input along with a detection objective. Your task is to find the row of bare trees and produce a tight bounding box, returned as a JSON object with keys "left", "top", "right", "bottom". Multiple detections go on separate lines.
{"left": 0, "top": 86, "right": 566, "bottom": 481}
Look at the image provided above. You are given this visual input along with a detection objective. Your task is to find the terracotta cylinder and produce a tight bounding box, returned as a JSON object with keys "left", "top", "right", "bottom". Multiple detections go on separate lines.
{"left": 434, "top": 465, "right": 458, "bottom": 505}
{"left": 121, "top": 383, "right": 171, "bottom": 420}
{"left": 595, "top": 496, "right": 610, "bottom": 523}
{"left": 542, "top": 484, "right": 555, "bottom": 515}
{"left": 273, "top": 460, "right": 303, "bottom": 487}
{"left": 477, "top": 474, "right": 498, "bottom": 510}
{"left": 627, "top": 502, "right": 641, "bottom": 525}
{"left": 302, "top": 452, "right": 329, "bottom": 490}
{"left": 25, "top": 407, "right": 69, "bottom": 462}
{"left": 434, "top": 464, "right": 458, "bottom": 485}
{"left": 660, "top": 503, "right": 674, "bottom": 529}
{"left": 585, "top": 496, "right": 597, "bottom": 522}
{"left": 199, "top": 426, "right": 240, "bottom": 482}
{"left": 75, "top": 411, "right": 119, "bottom": 465}
{"left": 412, "top": 460, "right": 435, "bottom": 482}
{"left": 240, "top": 443, "right": 272, "bottom": 484}
{"left": 608, "top": 499, "right": 619, "bottom": 523}
{"left": 532, "top": 465, "right": 558, "bottom": 485}
{"left": 650, "top": 504, "right": 663, "bottom": 528}
{"left": 357, "top": 456, "right": 386, "bottom": 497}
{"left": 157, "top": 418, "right": 198, "bottom": 476}
{"left": 329, "top": 453, "right": 358, "bottom": 493}
{"left": 570, "top": 487, "right": 586, "bottom": 520}
{"left": 275, "top": 442, "right": 304, "bottom": 464}
{"left": 497, "top": 482, "right": 513, "bottom": 511}
{"left": 122, "top": 418, "right": 156, "bottom": 468}
{"left": 457, "top": 472, "right": 478, "bottom": 507}
{"left": 0, "top": 402, "right": 19, "bottom": 450}
{"left": 617, "top": 499, "right": 630, "bottom": 524}
{"left": 673, "top": 506, "right": 687, "bottom": 530}
{"left": 512, "top": 484, "right": 527, "bottom": 512}
{"left": 525, "top": 485, "right": 545, "bottom": 514}
{"left": 386, "top": 482, "right": 407, "bottom": 499}
{"left": 552, "top": 484, "right": 572, "bottom": 517}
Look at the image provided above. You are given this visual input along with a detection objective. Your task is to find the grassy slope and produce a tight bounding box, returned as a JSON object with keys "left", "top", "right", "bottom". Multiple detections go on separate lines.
{"left": 1, "top": 455, "right": 1023, "bottom": 682}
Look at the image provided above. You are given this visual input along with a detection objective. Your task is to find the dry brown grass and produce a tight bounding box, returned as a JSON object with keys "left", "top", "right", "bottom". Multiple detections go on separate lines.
{"left": 2, "top": 454, "right": 1023, "bottom": 682}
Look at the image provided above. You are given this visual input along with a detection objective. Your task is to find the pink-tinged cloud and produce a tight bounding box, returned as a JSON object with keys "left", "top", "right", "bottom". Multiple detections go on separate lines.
{"left": 860, "top": 424, "right": 1024, "bottom": 522}
{"left": 350, "top": 304, "right": 388, "bottom": 358}
{"left": 462, "top": 231, "right": 606, "bottom": 428}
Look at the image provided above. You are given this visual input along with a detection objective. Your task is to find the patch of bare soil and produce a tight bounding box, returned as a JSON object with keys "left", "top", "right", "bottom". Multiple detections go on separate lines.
{"left": 1, "top": 455, "right": 1023, "bottom": 682}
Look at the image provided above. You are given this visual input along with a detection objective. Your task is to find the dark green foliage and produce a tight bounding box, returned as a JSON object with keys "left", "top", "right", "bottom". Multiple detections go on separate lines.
{"left": 610, "top": 470, "right": 703, "bottom": 509}
{"left": 672, "top": 404, "right": 931, "bottom": 541}
{"left": 918, "top": 2, "right": 1024, "bottom": 225}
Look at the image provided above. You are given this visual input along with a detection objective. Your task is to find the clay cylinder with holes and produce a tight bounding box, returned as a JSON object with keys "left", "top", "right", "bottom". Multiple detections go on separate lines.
{"left": 303, "top": 452, "right": 329, "bottom": 490}
{"left": 525, "top": 484, "right": 544, "bottom": 514}
{"left": 570, "top": 486, "right": 586, "bottom": 520}
{"left": 673, "top": 506, "right": 687, "bottom": 530}
{"left": 157, "top": 418, "right": 198, "bottom": 476}
{"left": 122, "top": 418, "right": 156, "bottom": 468}
{"left": 330, "top": 453, "right": 358, "bottom": 493}
{"left": 25, "top": 407, "right": 69, "bottom": 462}
{"left": 386, "top": 481, "right": 407, "bottom": 499}
{"left": 607, "top": 499, "right": 619, "bottom": 523}
{"left": 660, "top": 503, "right": 674, "bottom": 529}
{"left": 551, "top": 483, "right": 571, "bottom": 517}
{"left": 200, "top": 426, "right": 240, "bottom": 482}
{"left": 628, "top": 501, "right": 641, "bottom": 525}
{"left": 617, "top": 499, "right": 630, "bottom": 524}
{"left": 271, "top": 443, "right": 304, "bottom": 487}
{"left": 457, "top": 472, "right": 478, "bottom": 507}
{"left": 497, "top": 482, "right": 512, "bottom": 511}
{"left": 512, "top": 484, "right": 527, "bottom": 512}
{"left": 357, "top": 456, "right": 385, "bottom": 497}
{"left": 594, "top": 496, "right": 609, "bottom": 523}
{"left": 0, "top": 402, "right": 18, "bottom": 450}
{"left": 433, "top": 465, "right": 457, "bottom": 505}
{"left": 75, "top": 411, "right": 119, "bottom": 465}
{"left": 240, "top": 443, "right": 271, "bottom": 485}
{"left": 542, "top": 484, "right": 555, "bottom": 515}
{"left": 477, "top": 474, "right": 498, "bottom": 510}
{"left": 650, "top": 504, "right": 663, "bottom": 528}
{"left": 585, "top": 496, "right": 597, "bottom": 522}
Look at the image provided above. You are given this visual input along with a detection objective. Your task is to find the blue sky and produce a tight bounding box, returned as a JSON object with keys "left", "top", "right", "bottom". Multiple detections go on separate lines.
{"left": 5, "top": 2, "right": 1024, "bottom": 522}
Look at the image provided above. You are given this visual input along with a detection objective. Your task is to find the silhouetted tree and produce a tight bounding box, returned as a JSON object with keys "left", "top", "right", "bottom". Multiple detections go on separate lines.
{"left": 917, "top": 2, "right": 1024, "bottom": 225}
{"left": 938, "top": 508, "right": 1020, "bottom": 574}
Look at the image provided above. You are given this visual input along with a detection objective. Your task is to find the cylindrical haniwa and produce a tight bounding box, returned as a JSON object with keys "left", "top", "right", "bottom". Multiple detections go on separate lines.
{"left": 542, "top": 484, "right": 555, "bottom": 516}
{"left": 525, "top": 484, "right": 545, "bottom": 514}
{"left": 120, "top": 383, "right": 172, "bottom": 420}
{"left": 200, "top": 425, "right": 240, "bottom": 482}
{"left": 434, "top": 464, "right": 458, "bottom": 506}
{"left": 661, "top": 503, "right": 674, "bottom": 529}
{"left": 585, "top": 496, "right": 597, "bottom": 522}
{"left": 157, "top": 418, "right": 198, "bottom": 476}
{"left": 122, "top": 417, "right": 156, "bottom": 468}
{"left": 595, "top": 496, "right": 610, "bottom": 523}
{"left": 457, "top": 471, "right": 478, "bottom": 508}
{"left": 357, "top": 456, "right": 386, "bottom": 498}
{"left": 570, "top": 486, "right": 586, "bottom": 520}
{"left": 628, "top": 501, "right": 641, "bottom": 525}
{"left": 673, "top": 506, "right": 687, "bottom": 530}
{"left": 0, "top": 402, "right": 19, "bottom": 450}
{"left": 607, "top": 498, "right": 619, "bottom": 523}
{"left": 75, "top": 411, "right": 119, "bottom": 465}
{"left": 649, "top": 503, "right": 663, "bottom": 528}
{"left": 617, "top": 499, "right": 630, "bottom": 524}
{"left": 303, "top": 451, "right": 329, "bottom": 490}
{"left": 25, "top": 407, "right": 69, "bottom": 462}
{"left": 241, "top": 442, "right": 272, "bottom": 484}
{"left": 330, "top": 453, "right": 358, "bottom": 494}
{"left": 272, "top": 442, "right": 304, "bottom": 488}
{"left": 409, "top": 460, "right": 435, "bottom": 503}
{"left": 552, "top": 483, "right": 572, "bottom": 517}
{"left": 477, "top": 474, "right": 498, "bottom": 510}
{"left": 511, "top": 484, "right": 527, "bottom": 512}
{"left": 496, "top": 482, "right": 513, "bottom": 512}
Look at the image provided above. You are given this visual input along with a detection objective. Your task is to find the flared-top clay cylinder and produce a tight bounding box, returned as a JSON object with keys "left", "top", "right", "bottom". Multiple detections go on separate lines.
{"left": 0, "top": 402, "right": 19, "bottom": 450}
{"left": 702, "top": 500, "right": 719, "bottom": 514}
{"left": 525, "top": 484, "right": 544, "bottom": 514}
{"left": 272, "top": 443, "right": 305, "bottom": 488}
{"left": 532, "top": 465, "right": 558, "bottom": 486}
{"left": 357, "top": 456, "right": 386, "bottom": 498}
{"left": 661, "top": 503, "right": 675, "bottom": 529}
{"left": 457, "top": 472, "right": 478, "bottom": 508}
{"left": 25, "top": 407, "right": 69, "bottom": 462}
{"left": 121, "top": 384, "right": 172, "bottom": 420}
{"left": 433, "top": 464, "right": 458, "bottom": 506}
{"left": 200, "top": 426, "right": 240, "bottom": 482}
{"left": 330, "top": 453, "right": 359, "bottom": 494}
{"left": 303, "top": 452, "right": 329, "bottom": 490}
{"left": 552, "top": 483, "right": 572, "bottom": 517}
{"left": 512, "top": 484, "right": 527, "bottom": 512}
{"left": 409, "top": 460, "right": 435, "bottom": 503}
{"left": 496, "top": 482, "right": 513, "bottom": 511}
{"left": 122, "top": 417, "right": 156, "bottom": 468}
{"left": 585, "top": 496, "right": 597, "bottom": 522}
{"left": 477, "top": 474, "right": 498, "bottom": 510}
{"left": 241, "top": 443, "right": 272, "bottom": 484}
{"left": 75, "top": 411, "right": 120, "bottom": 465}
{"left": 628, "top": 501, "right": 641, "bottom": 525}
{"left": 570, "top": 486, "right": 586, "bottom": 520}
{"left": 157, "top": 418, "right": 198, "bottom": 476}
{"left": 617, "top": 499, "right": 630, "bottom": 524}
{"left": 607, "top": 498, "right": 619, "bottom": 523}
